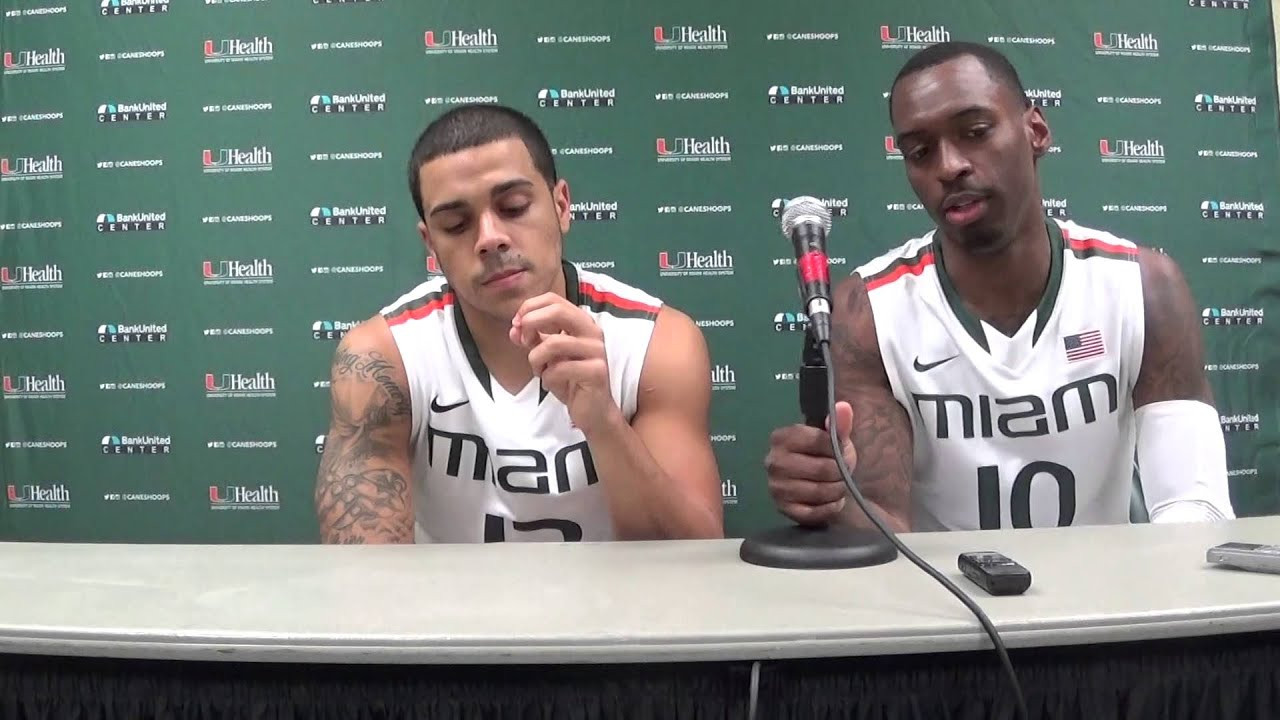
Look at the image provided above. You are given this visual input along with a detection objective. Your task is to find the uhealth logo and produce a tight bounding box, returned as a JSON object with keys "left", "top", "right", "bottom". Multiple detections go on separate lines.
{"left": 202, "top": 259, "right": 274, "bottom": 285}
{"left": 209, "top": 484, "right": 280, "bottom": 510}
{"left": 1201, "top": 200, "right": 1265, "bottom": 220}
{"left": 100, "top": 434, "right": 171, "bottom": 454}
{"left": 98, "top": 323, "right": 168, "bottom": 343}
{"left": 0, "top": 155, "right": 63, "bottom": 181}
{"left": 537, "top": 87, "right": 616, "bottom": 108}
{"left": 206, "top": 372, "right": 277, "bottom": 398}
{"left": 312, "top": 320, "right": 355, "bottom": 340}
{"left": 2, "top": 373, "right": 66, "bottom": 399}
{"left": 96, "top": 212, "right": 166, "bottom": 232}
{"left": 101, "top": 0, "right": 168, "bottom": 15}
{"left": 426, "top": 255, "right": 443, "bottom": 275}
{"left": 7, "top": 484, "right": 70, "bottom": 509}
{"left": 711, "top": 363, "right": 736, "bottom": 391}
{"left": 654, "top": 24, "right": 728, "bottom": 51}
{"left": 656, "top": 136, "right": 731, "bottom": 163}
{"left": 97, "top": 101, "right": 167, "bottom": 122}
{"left": 309, "top": 93, "right": 386, "bottom": 113}
{"left": 1093, "top": 31, "right": 1159, "bottom": 57}
{"left": 1195, "top": 93, "right": 1257, "bottom": 113}
{"left": 1099, "top": 138, "right": 1165, "bottom": 164}
{"left": 881, "top": 25, "right": 950, "bottom": 50}
{"left": 767, "top": 85, "right": 845, "bottom": 105}
{"left": 771, "top": 197, "right": 849, "bottom": 217}
{"left": 202, "top": 147, "right": 272, "bottom": 174}
{"left": 658, "top": 250, "right": 735, "bottom": 277}
{"left": 310, "top": 206, "right": 387, "bottom": 226}
{"left": 884, "top": 136, "right": 902, "bottom": 159}
{"left": 204, "top": 37, "right": 273, "bottom": 63}
{"left": 1, "top": 264, "right": 63, "bottom": 290}
{"left": 424, "top": 28, "right": 498, "bottom": 54}
{"left": 3, "top": 48, "right": 66, "bottom": 75}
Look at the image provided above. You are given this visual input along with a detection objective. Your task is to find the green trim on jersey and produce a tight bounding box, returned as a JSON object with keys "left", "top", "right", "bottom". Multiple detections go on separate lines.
{"left": 933, "top": 220, "right": 1064, "bottom": 353}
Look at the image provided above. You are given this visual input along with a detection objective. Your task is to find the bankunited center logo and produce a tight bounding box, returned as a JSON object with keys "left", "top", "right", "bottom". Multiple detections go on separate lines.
{"left": 202, "top": 146, "right": 272, "bottom": 174}
{"left": 309, "top": 93, "right": 386, "bottom": 113}
{"left": 424, "top": 28, "right": 499, "bottom": 55}
{"left": 2, "top": 48, "right": 66, "bottom": 75}
{"left": 1026, "top": 88, "right": 1063, "bottom": 108}
{"left": 570, "top": 201, "right": 618, "bottom": 221}
{"left": 312, "top": 321, "right": 355, "bottom": 340}
{"left": 656, "top": 136, "right": 731, "bottom": 163}
{"left": 1202, "top": 307, "right": 1265, "bottom": 326}
{"left": 1099, "top": 138, "right": 1165, "bottom": 164}
{"left": 315, "top": 434, "right": 326, "bottom": 454}
{"left": 774, "top": 312, "right": 810, "bottom": 332}
{"left": 7, "top": 484, "right": 70, "bottom": 509}
{"left": 101, "top": 434, "right": 171, "bottom": 455}
{"left": 771, "top": 197, "right": 849, "bottom": 218}
{"left": 96, "top": 212, "right": 165, "bottom": 232}
{"left": 97, "top": 102, "right": 166, "bottom": 122}
{"left": 204, "top": 37, "right": 273, "bottom": 64}
{"left": 310, "top": 206, "right": 387, "bottom": 226}
{"left": 98, "top": 323, "right": 168, "bottom": 343}
{"left": 881, "top": 25, "right": 950, "bottom": 50}
{"left": 537, "top": 88, "right": 616, "bottom": 108}
{"left": 1093, "top": 31, "right": 1159, "bottom": 57}
{"left": 1201, "top": 200, "right": 1265, "bottom": 220}
{"left": 202, "top": 259, "right": 274, "bottom": 285}
{"left": 1194, "top": 93, "right": 1257, "bottom": 113}
{"left": 0, "top": 155, "right": 64, "bottom": 181}
{"left": 101, "top": 0, "right": 168, "bottom": 15}
{"left": 653, "top": 24, "right": 729, "bottom": 51}
{"left": 767, "top": 85, "right": 845, "bottom": 105}
{"left": 206, "top": 372, "right": 277, "bottom": 399}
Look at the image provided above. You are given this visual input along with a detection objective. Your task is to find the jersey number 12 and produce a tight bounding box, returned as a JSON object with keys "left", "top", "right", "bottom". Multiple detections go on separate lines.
{"left": 976, "top": 461, "right": 1076, "bottom": 529}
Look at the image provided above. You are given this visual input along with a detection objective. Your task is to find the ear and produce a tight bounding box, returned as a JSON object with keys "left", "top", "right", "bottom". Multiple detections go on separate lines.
{"left": 1026, "top": 106, "right": 1052, "bottom": 160}
{"left": 552, "top": 178, "right": 571, "bottom": 235}
{"left": 417, "top": 219, "right": 435, "bottom": 257}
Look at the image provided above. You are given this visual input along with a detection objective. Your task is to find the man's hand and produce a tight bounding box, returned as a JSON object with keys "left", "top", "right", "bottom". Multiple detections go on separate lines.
{"left": 765, "top": 401, "right": 857, "bottom": 526}
{"left": 510, "top": 292, "right": 616, "bottom": 428}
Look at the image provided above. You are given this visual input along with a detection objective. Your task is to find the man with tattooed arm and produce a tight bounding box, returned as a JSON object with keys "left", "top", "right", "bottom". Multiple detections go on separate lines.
{"left": 315, "top": 104, "right": 723, "bottom": 544}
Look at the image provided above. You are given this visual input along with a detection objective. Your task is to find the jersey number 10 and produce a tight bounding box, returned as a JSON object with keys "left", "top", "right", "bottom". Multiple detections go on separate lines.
{"left": 976, "top": 461, "right": 1077, "bottom": 529}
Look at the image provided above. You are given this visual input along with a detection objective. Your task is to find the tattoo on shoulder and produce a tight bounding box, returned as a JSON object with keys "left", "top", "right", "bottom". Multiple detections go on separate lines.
{"left": 332, "top": 348, "right": 410, "bottom": 417}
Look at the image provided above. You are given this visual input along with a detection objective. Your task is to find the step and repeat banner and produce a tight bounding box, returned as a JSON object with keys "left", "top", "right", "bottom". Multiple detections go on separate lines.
{"left": 1, "top": 0, "right": 1277, "bottom": 542}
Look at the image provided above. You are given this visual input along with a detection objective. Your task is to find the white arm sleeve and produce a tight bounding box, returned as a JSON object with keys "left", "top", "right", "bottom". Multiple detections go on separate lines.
{"left": 1136, "top": 399, "right": 1236, "bottom": 523}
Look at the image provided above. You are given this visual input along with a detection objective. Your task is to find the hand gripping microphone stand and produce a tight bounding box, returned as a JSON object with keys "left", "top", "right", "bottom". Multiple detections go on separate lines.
{"left": 739, "top": 198, "right": 899, "bottom": 570}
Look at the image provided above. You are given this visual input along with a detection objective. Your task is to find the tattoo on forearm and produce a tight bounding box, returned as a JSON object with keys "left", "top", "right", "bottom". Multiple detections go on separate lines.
{"left": 315, "top": 346, "right": 414, "bottom": 544}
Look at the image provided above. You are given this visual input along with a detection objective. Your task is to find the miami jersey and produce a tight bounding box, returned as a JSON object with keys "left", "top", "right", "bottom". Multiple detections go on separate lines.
{"left": 855, "top": 219, "right": 1145, "bottom": 531}
{"left": 379, "top": 261, "right": 663, "bottom": 543}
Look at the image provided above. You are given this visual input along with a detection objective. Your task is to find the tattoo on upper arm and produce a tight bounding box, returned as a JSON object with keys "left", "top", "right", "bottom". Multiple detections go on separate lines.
{"left": 315, "top": 346, "right": 414, "bottom": 544}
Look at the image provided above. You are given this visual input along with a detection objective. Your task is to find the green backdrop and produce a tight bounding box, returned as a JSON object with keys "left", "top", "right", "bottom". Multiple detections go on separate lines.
{"left": 1, "top": 0, "right": 1276, "bottom": 542}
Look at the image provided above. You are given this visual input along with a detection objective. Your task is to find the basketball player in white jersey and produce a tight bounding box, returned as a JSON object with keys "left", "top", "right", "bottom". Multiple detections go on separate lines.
{"left": 765, "top": 42, "right": 1235, "bottom": 532}
{"left": 314, "top": 104, "right": 723, "bottom": 543}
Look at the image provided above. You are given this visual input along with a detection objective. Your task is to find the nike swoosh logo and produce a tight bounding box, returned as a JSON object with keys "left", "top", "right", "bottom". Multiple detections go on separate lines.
{"left": 430, "top": 397, "right": 469, "bottom": 413}
{"left": 913, "top": 355, "right": 958, "bottom": 372}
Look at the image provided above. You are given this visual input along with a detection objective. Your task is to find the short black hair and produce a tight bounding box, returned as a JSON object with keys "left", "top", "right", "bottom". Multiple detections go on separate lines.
{"left": 888, "top": 41, "right": 1030, "bottom": 122}
{"left": 406, "top": 103, "right": 558, "bottom": 221}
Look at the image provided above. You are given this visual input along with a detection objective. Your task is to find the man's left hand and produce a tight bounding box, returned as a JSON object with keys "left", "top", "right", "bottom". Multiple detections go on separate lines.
{"left": 510, "top": 293, "right": 616, "bottom": 428}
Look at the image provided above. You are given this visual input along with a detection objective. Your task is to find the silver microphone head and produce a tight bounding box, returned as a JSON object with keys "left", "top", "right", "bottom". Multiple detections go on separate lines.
{"left": 780, "top": 196, "right": 833, "bottom": 238}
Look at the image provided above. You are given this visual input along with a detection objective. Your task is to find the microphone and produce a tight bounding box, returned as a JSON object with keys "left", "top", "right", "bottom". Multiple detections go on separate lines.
{"left": 780, "top": 196, "right": 833, "bottom": 345}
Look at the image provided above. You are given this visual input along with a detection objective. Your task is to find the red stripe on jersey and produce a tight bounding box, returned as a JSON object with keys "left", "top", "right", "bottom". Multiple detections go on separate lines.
{"left": 865, "top": 252, "right": 936, "bottom": 291}
{"left": 386, "top": 292, "right": 455, "bottom": 326}
{"left": 578, "top": 283, "right": 661, "bottom": 314}
{"left": 1066, "top": 235, "right": 1138, "bottom": 256}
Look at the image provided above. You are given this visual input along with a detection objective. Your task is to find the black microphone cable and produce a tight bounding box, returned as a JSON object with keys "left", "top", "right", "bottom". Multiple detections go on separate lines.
{"left": 817, "top": 339, "right": 1030, "bottom": 720}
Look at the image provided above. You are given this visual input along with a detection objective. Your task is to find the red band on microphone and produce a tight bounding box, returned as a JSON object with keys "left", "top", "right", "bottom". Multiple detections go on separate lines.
{"left": 798, "top": 251, "right": 830, "bottom": 284}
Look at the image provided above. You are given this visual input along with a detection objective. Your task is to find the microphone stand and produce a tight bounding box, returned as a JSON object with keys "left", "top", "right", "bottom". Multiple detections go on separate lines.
{"left": 739, "top": 325, "right": 899, "bottom": 569}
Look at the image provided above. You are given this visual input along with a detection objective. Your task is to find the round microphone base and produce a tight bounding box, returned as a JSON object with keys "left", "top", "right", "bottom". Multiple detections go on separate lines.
{"left": 738, "top": 524, "right": 899, "bottom": 570}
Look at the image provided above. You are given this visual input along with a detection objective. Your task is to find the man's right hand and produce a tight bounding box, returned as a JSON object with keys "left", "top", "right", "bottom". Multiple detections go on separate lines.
{"left": 765, "top": 400, "right": 858, "bottom": 527}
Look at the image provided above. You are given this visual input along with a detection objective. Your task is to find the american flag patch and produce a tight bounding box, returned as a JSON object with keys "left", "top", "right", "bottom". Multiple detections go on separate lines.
{"left": 1063, "top": 329, "right": 1105, "bottom": 363}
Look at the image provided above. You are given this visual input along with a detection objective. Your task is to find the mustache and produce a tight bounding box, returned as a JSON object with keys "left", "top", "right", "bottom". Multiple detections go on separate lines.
{"left": 478, "top": 255, "right": 531, "bottom": 276}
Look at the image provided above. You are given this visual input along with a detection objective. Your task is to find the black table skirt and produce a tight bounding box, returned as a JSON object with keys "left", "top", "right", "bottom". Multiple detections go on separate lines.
{"left": 3, "top": 630, "right": 1278, "bottom": 720}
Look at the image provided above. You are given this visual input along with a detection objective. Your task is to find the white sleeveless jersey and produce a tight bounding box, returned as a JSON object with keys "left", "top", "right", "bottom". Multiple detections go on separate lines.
{"left": 379, "top": 261, "right": 662, "bottom": 543}
{"left": 855, "top": 219, "right": 1145, "bottom": 532}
